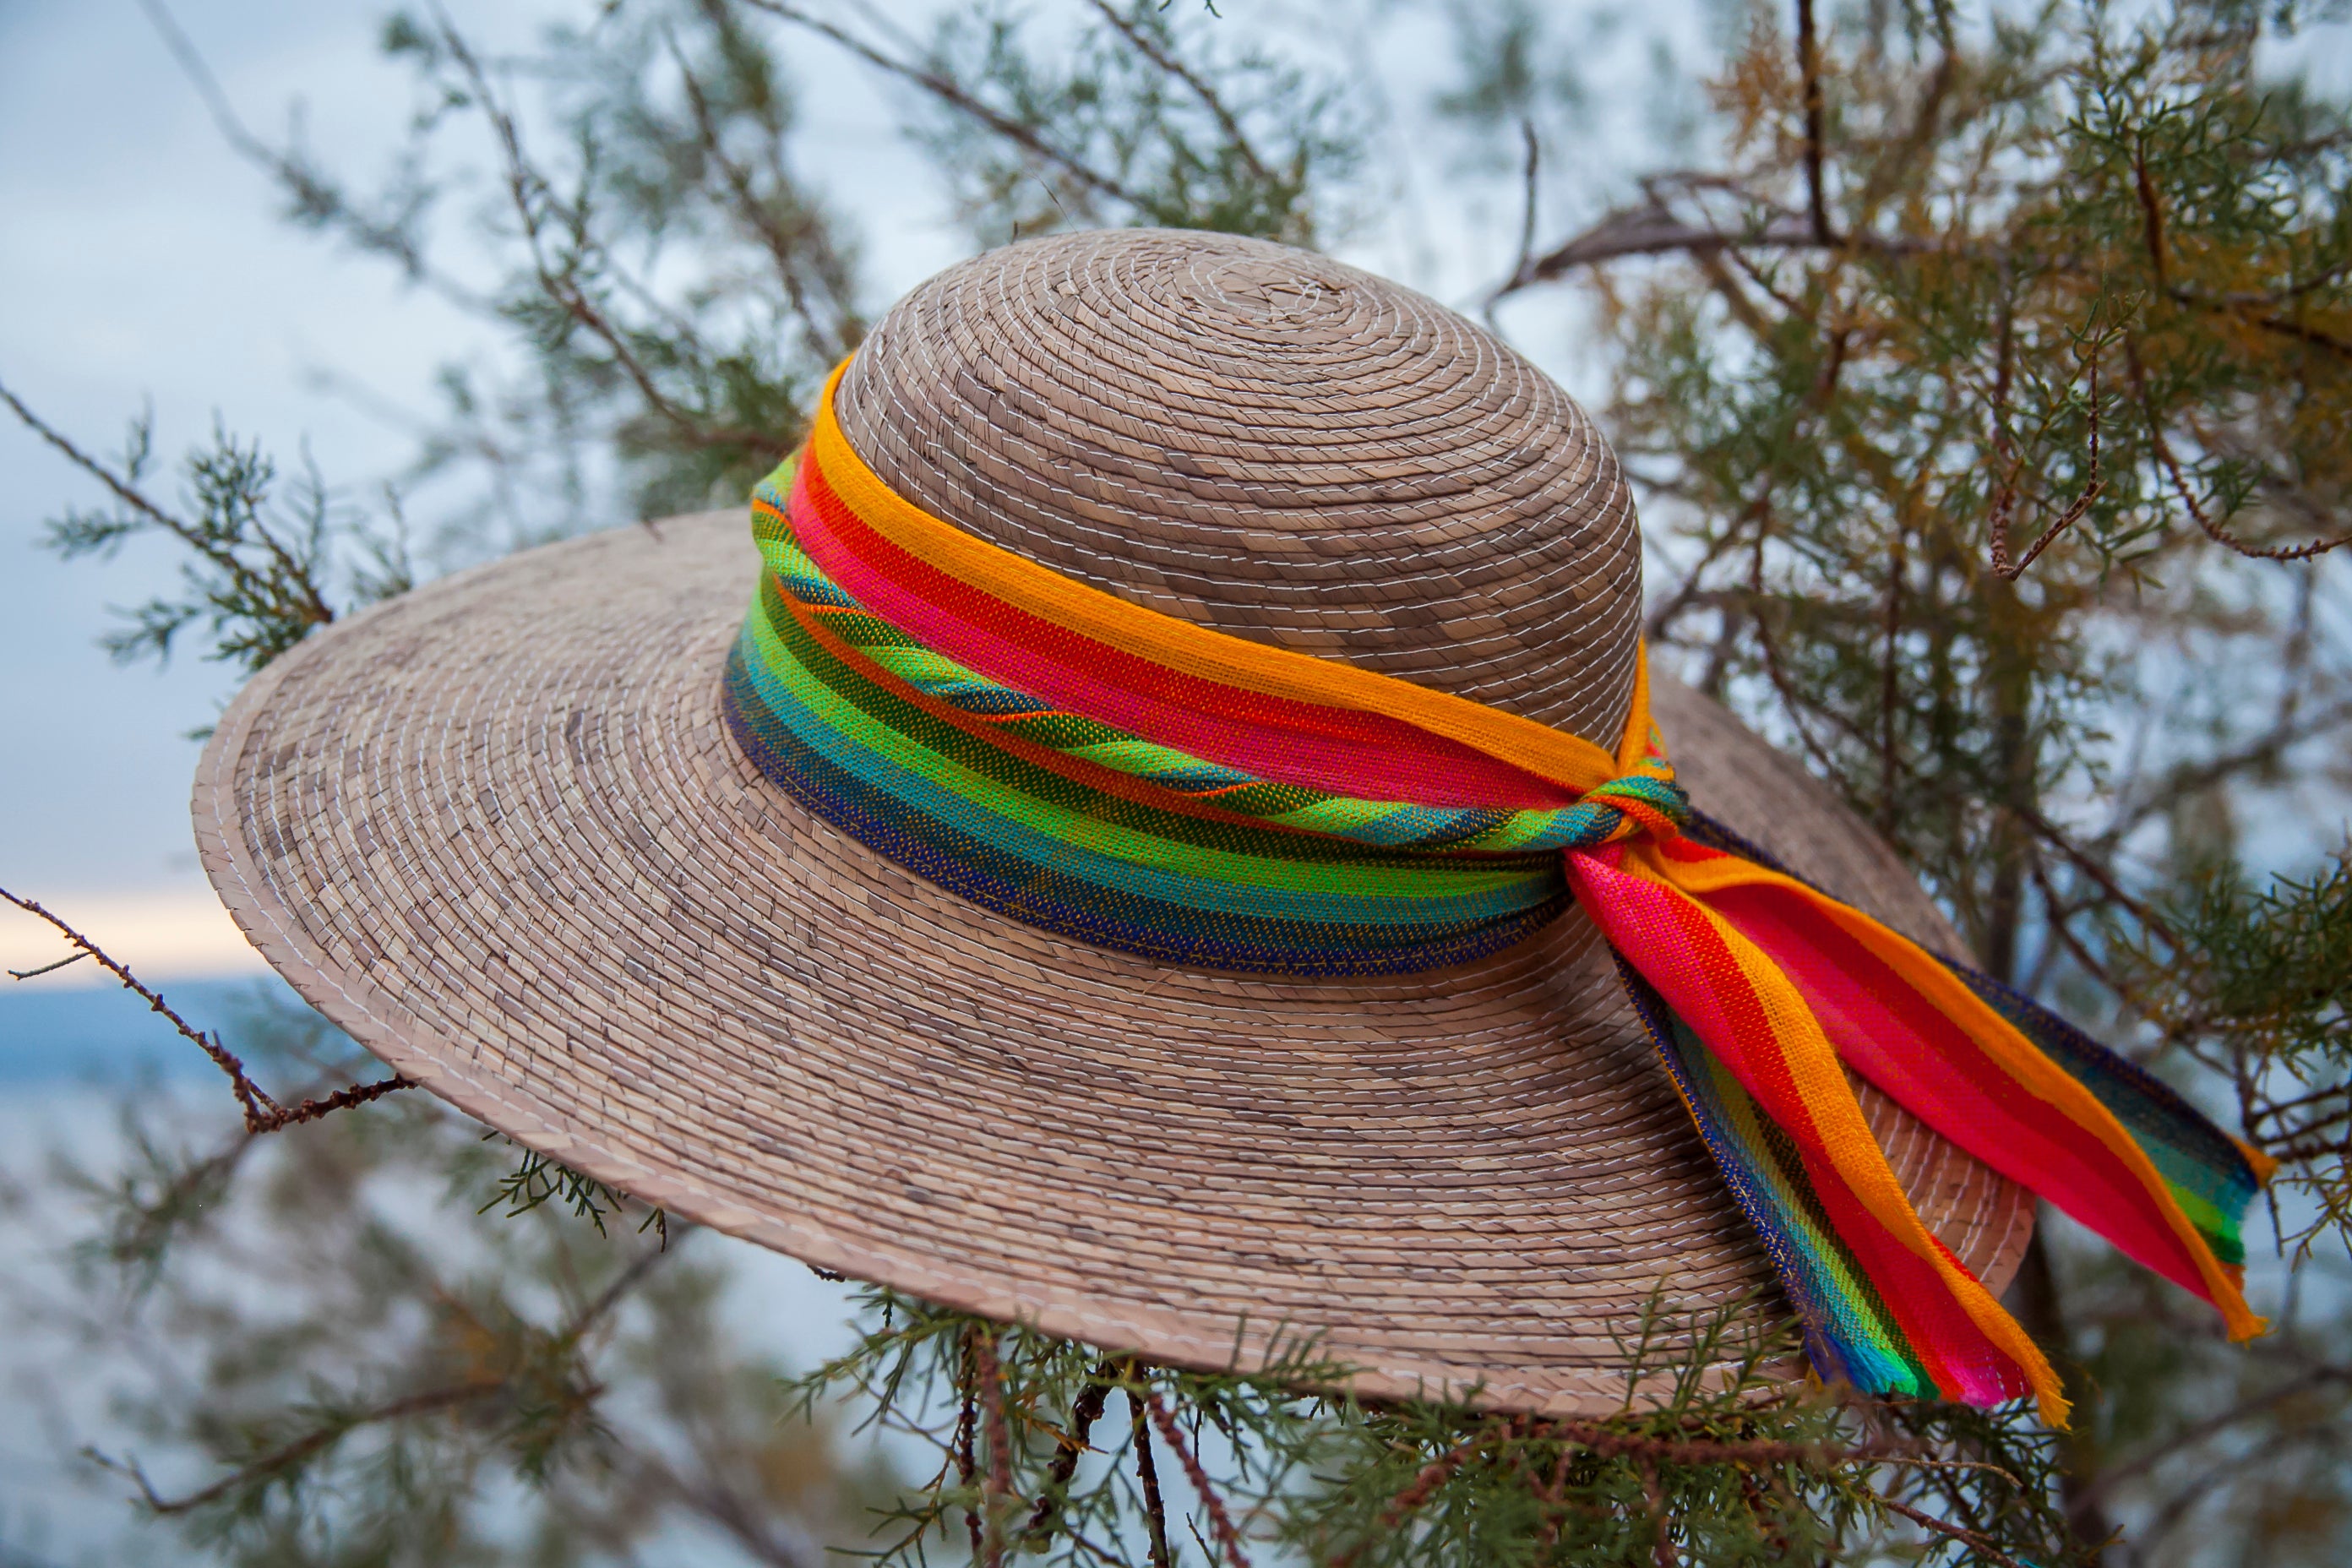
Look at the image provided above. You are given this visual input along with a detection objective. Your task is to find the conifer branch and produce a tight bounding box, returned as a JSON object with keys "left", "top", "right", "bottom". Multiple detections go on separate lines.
{"left": 741, "top": 0, "right": 1149, "bottom": 209}
{"left": 1144, "top": 1390, "right": 1250, "bottom": 1568}
{"left": 1082, "top": 0, "right": 1273, "bottom": 187}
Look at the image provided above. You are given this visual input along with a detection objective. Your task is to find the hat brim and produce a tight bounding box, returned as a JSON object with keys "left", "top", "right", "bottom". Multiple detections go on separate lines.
{"left": 193, "top": 509, "right": 2028, "bottom": 1415}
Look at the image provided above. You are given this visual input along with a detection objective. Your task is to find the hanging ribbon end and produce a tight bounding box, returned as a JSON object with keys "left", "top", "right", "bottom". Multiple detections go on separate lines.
{"left": 2032, "top": 1378, "right": 2073, "bottom": 1431}
{"left": 2231, "top": 1135, "right": 2282, "bottom": 1186}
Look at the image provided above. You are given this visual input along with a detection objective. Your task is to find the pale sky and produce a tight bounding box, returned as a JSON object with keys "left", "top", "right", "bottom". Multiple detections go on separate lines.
{"left": 8, "top": 3, "right": 2344, "bottom": 987}
{"left": 0, "top": 0, "right": 1557, "bottom": 985}
{"left": 0, "top": 1, "right": 967, "bottom": 980}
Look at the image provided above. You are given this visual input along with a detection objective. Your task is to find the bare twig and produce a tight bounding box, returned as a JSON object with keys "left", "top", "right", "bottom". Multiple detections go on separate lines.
{"left": 1794, "top": 0, "right": 1834, "bottom": 246}
{"left": 1130, "top": 1392, "right": 1175, "bottom": 1568}
{"left": 8, "top": 950, "right": 90, "bottom": 980}
{"left": 1874, "top": 1494, "right": 2028, "bottom": 1568}
{"left": 2097, "top": 695, "right": 2352, "bottom": 846}
{"left": 0, "top": 886, "right": 411, "bottom": 1133}
{"left": 1144, "top": 1391, "right": 1250, "bottom": 1568}
{"left": 103, "top": 1380, "right": 507, "bottom": 1515}
{"left": 2012, "top": 806, "right": 2180, "bottom": 948}
{"left": 2076, "top": 1364, "right": 2352, "bottom": 1510}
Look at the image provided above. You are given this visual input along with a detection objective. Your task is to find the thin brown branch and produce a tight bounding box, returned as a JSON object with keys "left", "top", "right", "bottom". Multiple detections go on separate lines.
{"left": 2076, "top": 1364, "right": 2352, "bottom": 1511}
{"left": 2131, "top": 139, "right": 2168, "bottom": 291}
{"left": 256, "top": 1074, "right": 417, "bottom": 1134}
{"left": 2012, "top": 806, "right": 2180, "bottom": 948}
{"left": 1130, "top": 1391, "right": 1174, "bottom": 1568}
{"left": 1993, "top": 353, "right": 2105, "bottom": 580}
{"left": 1083, "top": 0, "right": 1272, "bottom": 185}
{"left": 2262, "top": 1127, "right": 2352, "bottom": 1167}
{"left": 673, "top": 6, "right": 858, "bottom": 362}
{"left": 1693, "top": 248, "right": 1783, "bottom": 336}
{"left": 1484, "top": 120, "right": 1546, "bottom": 312}
{"left": 743, "top": 0, "right": 1148, "bottom": 209}
{"left": 1144, "top": 1391, "right": 1250, "bottom": 1568}
{"left": 1025, "top": 1364, "right": 1117, "bottom": 1540}
{"left": 2099, "top": 694, "right": 2352, "bottom": 846}
{"left": 970, "top": 1329, "right": 1017, "bottom": 1568}
{"left": 2250, "top": 1081, "right": 2352, "bottom": 1128}
{"left": 427, "top": 8, "right": 777, "bottom": 460}
{"left": 2132, "top": 1423, "right": 2311, "bottom": 1555}
{"left": 1875, "top": 1494, "right": 2027, "bottom": 1568}
{"left": 2250, "top": 309, "right": 2352, "bottom": 361}
{"left": 111, "top": 1380, "right": 505, "bottom": 1515}
{"left": 0, "top": 380, "right": 335, "bottom": 635}
{"left": 1, "top": 886, "right": 413, "bottom": 1133}
{"left": 133, "top": 0, "right": 484, "bottom": 310}
{"left": 8, "top": 950, "right": 90, "bottom": 980}
{"left": 2125, "top": 335, "right": 2352, "bottom": 562}
{"left": 566, "top": 1233, "right": 686, "bottom": 1343}
{"left": 1794, "top": 0, "right": 1834, "bottom": 246}
{"left": 2027, "top": 850, "right": 2132, "bottom": 1000}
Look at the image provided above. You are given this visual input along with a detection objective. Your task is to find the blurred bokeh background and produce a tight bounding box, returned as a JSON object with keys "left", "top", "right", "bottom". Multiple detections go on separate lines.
{"left": 7, "top": 3, "right": 2352, "bottom": 1564}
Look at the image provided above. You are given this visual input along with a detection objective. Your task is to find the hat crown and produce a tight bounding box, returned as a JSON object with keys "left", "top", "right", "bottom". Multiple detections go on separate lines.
{"left": 834, "top": 228, "right": 1642, "bottom": 748}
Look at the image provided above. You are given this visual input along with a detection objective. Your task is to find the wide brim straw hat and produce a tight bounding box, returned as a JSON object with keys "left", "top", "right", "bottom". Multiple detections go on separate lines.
{"left": 194, "top": 228, "right": 2029, "bottom": 1415}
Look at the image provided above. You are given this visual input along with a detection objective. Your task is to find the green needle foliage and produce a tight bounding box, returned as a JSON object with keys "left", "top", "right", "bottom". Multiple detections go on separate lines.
{"left": 8, "top": 1, "right": 2350, "bottom": 1564}
{"left": 7, "top": 992, "right": 901, "bottom": 1567}
{"left": 783, "top": 1283, "right": 2075, "bottom": 1567}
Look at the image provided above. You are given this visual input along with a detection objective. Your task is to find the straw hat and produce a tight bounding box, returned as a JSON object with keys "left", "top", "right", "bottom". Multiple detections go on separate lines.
{"left": 193, "top": 229, "right": 2028, "bottom": 1414}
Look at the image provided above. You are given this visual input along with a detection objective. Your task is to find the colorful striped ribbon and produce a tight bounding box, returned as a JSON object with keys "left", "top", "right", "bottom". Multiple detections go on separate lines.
{"left": 722, "top": 359, "right": 2273, "bottom": 1425}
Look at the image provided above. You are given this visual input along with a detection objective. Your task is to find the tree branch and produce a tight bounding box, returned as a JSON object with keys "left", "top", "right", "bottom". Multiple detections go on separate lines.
{"left": 427, "top": 6, "right": 778, "bottom": 460}
{"left": 1130, "top": 1391, "right": 1174, "bottom": 1568}
{"left": 133, "top": 0, "right": 484, "bottom": 309}
{"left": 1, "top": 886, "right": 411, "bottom": 1133}
{"left": 1144, "top": 1391, "right": 1250, "bottom": 1568}
{"left": 0, "top": 380, "right": 335, "bottom": 637}
{"left": 742, "top": 0, "right": 1150, "bottom": 210}
{"left": 1083, "top": 0, "right": 1273, "bottom": 186}
{"left": 106, "top": 1380, "right": 506, "bottom": 1515}
{"left": 1794, "top": 0, "right": 1834, "bottom": 246}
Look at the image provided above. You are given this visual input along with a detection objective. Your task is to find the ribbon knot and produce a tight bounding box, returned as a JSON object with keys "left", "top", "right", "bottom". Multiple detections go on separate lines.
{"left": 1554, "top": 754, "right": 1690, "bottom": 852}
{"left": 1561, "top": 766, "right": 1693, "bottom": 851}
{"left": 727, "top": 369, "right": 2273, "bottom": 1431}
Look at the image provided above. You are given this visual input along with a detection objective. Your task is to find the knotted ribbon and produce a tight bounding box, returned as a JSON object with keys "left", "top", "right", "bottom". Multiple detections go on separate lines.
{"left": 723, "top": 358, "right": 2272, "bottom": 1426}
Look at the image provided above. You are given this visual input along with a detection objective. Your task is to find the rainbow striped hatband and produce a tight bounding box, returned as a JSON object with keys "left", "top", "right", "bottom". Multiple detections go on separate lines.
{"left": 721, "top": 358, "right": 2273, "bottom": 1426}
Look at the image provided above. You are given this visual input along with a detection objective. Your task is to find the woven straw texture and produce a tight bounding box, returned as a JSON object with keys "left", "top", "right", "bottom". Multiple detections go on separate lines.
{"left": 837, "top": 231, "right": 1642, "bottom": 746}
{"left": 194, "top": 231, "right": 2028, "bottom": 1413}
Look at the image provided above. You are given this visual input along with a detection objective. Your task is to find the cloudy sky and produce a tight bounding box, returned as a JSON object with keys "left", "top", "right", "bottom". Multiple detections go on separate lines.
{"left": 8, "top": 3, "right": 2347, "bottom": 992}
{"left": 0, "top": 0, "right": 1564, "bottom": 989}
{"left": 0, "top": 1, "right": 971, "bottom": 983}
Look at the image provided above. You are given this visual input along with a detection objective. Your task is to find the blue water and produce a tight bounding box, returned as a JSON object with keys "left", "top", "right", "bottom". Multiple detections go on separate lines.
{"left": 0, "top": 974, "right": 311, "bottom": 1085}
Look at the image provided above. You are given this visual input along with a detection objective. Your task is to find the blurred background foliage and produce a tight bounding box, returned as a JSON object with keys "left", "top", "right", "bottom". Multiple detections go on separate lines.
{"left": 3, "top": 0, "right": 2349, "bottom": 1563}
